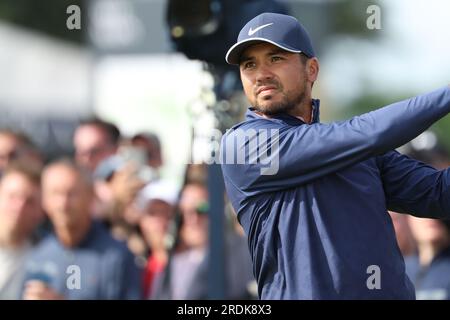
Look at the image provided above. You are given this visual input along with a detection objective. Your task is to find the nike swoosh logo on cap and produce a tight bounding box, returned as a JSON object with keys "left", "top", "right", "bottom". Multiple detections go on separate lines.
{"left": 248, "top": 23, "right": 274, "bottom": 36}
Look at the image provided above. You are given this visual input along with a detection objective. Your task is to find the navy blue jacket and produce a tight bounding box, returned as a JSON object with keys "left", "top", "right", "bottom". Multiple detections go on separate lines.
{"left": 221, "top": 86, "right": 450, "bottom": 299}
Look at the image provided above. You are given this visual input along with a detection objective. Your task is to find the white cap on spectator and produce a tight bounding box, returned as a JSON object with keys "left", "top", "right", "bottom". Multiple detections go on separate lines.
{"left": 136, "top": 179, "right": 179, "bottom": 210}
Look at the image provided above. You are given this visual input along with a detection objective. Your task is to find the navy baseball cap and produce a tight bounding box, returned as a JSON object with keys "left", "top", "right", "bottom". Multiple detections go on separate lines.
{"left": 225, "top": 12, "right": 316, "bottom": 65}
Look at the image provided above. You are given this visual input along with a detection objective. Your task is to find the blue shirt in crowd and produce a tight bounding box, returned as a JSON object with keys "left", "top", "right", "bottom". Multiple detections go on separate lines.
{"left": 22, "top": 221, "right": 142, "bottom": 299}
{"left": 405, "top": 247, "right": 450, "bottom": 300}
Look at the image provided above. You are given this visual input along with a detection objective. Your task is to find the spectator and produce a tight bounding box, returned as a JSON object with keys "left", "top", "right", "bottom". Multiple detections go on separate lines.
{"left": 22, "top": 159, "right": 142, "bottom": 300}
{"left": 93, "top": 143, "right": 149, "bottom": 251}
{"left": 0, "top": 130, "right": 22, "bottom": 174}
{"left": 73, "top": 118, "right": 120, "bottom": 173}
{"left": 404, "top": 143, "right": 450, "bottom": 299}
{"left": 73, "top": 120, "right": 146, "bottom": 241}
{"left": 131, "top": 132, "right": 163, "bottom": 171}
{"left": 0, "top": 162, "right": 43, "bottom": 299}
{"left": 389, "top": 211, "right": 416, "bottom": 257}
{"left": 152, "top": 182, "right": 254, "bottom": 299}
{"left": 14, "top": 133, "right": 45, "bottom": 171}
{"left": 0, "top": 130, "right": 43, "bottom": 175}
{"left": 406, "top": 217, "right": 450, "bottom": 299}
{"left": 137, "top": 180, "right": 178, "bottom": 298}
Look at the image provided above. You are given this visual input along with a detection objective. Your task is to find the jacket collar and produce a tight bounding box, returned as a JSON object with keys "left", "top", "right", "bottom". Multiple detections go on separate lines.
{"left": 245, "top": 99, "right": 321, "bottom": 126}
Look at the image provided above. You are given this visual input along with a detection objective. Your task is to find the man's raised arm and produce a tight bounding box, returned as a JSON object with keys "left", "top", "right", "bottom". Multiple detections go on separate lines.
{"left": 222, "top": 86, "right": 450, "bottom": 195}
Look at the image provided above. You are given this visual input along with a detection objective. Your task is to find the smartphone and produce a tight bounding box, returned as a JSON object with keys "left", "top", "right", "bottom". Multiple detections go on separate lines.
{"left": 118, "top": 146, "right": 157, "bottom": 183}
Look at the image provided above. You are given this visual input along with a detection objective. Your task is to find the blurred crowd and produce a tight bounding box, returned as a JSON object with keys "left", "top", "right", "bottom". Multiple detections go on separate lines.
{"left": 1, "top": 117, "right": 450, "bottom": 300}
{"left": 0, "top": 119, "right": 255, "bottom": 300}
{"left": 389, "top": 144, "right": 450, "bottom": 300}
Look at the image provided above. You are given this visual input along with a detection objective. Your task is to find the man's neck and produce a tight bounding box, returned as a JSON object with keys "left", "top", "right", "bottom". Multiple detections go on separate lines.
{"left": 56, "top": 219, "right": 92, "bottom": 248}
{"left": 255, "top": 100, "right": 314, "bottom": 123}
{"left": 288, "top": 100, "right": 313, "bottom": 123}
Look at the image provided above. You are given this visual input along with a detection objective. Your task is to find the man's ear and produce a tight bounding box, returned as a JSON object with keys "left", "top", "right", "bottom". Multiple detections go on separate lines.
{"left": 307, "top": 57, "right": 319, "bottom": 83}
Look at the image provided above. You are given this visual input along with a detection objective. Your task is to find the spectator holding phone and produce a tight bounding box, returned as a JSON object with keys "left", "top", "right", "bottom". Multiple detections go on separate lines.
{"left": 22, "top": 159, "right": 142, "bottom": 300}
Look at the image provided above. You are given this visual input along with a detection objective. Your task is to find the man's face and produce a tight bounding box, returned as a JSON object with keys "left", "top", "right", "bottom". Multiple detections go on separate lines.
{"left": 73, "top": 125, "right": 116, "bottom": 172}
{"left": 42, "top": 165, "right": 92, "bottom": 230}
{"left": 408, "top": 216, "right": 449, "bottom": 245}
{"left": 179, "top": 184, "right": 208, "bottom": 247}
{"left": 0, "top": 172, "right": 42, "bottom": 240}
{"left": 139, "top": 199, "right": 175, "bottom": 249}
{"left": 0, "top": 134, "right": 20, "bottom": 171}
{"left": 239, "top": 43, "right": 309, "bottom": 116}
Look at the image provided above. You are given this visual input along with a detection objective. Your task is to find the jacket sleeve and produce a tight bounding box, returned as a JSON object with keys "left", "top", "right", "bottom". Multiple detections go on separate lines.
{"left": 377, "top": 151, "right": 450, "bottom": 219}
{"left": 221, "top": 86, "right": 450, "bottom": 195}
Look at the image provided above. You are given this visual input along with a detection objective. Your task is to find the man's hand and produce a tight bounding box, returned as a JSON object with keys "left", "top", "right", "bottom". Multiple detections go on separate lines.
{"left": 109, "top": 163, "right": 146, "bottom": 207}
{"left": 23, "top": 280, "right": 65, "bottom": 300}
